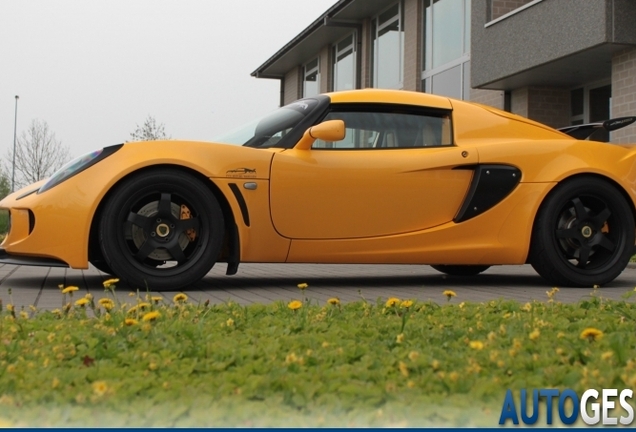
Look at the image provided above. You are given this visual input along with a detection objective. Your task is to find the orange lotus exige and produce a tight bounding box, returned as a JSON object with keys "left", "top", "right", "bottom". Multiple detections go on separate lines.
{"left": 1, "top": 89, "right": 636, "bottom": 290}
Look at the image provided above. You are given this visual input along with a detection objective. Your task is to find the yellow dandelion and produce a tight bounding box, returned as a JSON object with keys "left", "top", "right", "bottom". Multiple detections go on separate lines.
{"left": 19, "top": 311, "right": 29, "bottom": 319}
{"left": 84, "top": 293, "right": 93, "bottom": 300}
{"left": 400, "top": 300, "right": 414, "bottom": 308}
{"left": 226, "top": 318, "right": 234, "bottom": 327}
{"left": 173, "top": 293, "right": 188, "bottom": 303}
{"left": 408, "top": 351, "right": 419, "bottom": 362}
{"left": 398, "top": 361, "right": 409, "bottom": 377}
{"left": 6, "top": 304, "right": 14, "bottom": 312}
{"left": 285, "top": 352, "right": 298, "bottom": 364}
{"left": 327, "top": 297, "right": 340, "bottom": 306}
{"left": 580, "top": 327, "right": 603, "bottom": 342}
{"left": 124, "top": 318, "right": 138, "bottom": 326}
{"left": 522, "top": 302, "right": 532, "bottom": 312}
{"left": 128, "top": 292, "right": 136, "bottom": 297}
{"left": 142, "top": 311, "right": 160, "bottom": 322}
{"left": 443, "top": 290, "right": 456, "bottom": 301}
{"left": 396, "top": 333, "right": 405, "bottom": 343}
{"left": 92, "top": 380, "right": 108, "bottom": 396}
{"left": 546, "top": 287, "right": 560, "bottom": 300}
{"left": 102, "top": 278, "right": 119, "bottom": 288}
{"left": 529, "top": 329, "right": 540, "bottom": 341}
{"left": 469, "top": 340, "right": 484, "bottom": 350}
{"left": 288, "top": 300, "right": 302, "bottom": 310}
{"left": 151, "top": 296, "right": 163, "bottom": 304}
{"left": 297, "top": 283, "right": 309, "bottom": 290}
{"left": 137, "top": 302, "right": 151, "bottom": 311}
{"left": 74, "top": 298, "right": 90, "bottom": 307}
{"left": 127, "top": 305, "right": 138, "bottom": 315}
{"left": 98, "top": 298, "right": 114, "bottom": 311}
{"left": 601, "top": 351, "right": 614, "bottom": 361}
{"left": 61, "top": 286, "right": 79, "bottom": 294}
{"left": 385, "top": 297, "right": 400, "bottom": 307}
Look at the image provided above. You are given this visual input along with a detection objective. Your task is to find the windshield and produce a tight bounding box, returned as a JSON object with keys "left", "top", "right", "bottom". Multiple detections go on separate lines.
{"left": 213, "top": 99, "right": 321, "bottom": 148}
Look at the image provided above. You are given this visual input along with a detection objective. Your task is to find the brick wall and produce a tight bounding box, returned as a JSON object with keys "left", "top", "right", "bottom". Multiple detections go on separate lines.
{"left": 469, "top": 88, "right": 505, "bottom": 110}
{"left": 611, "top": 47, "right": 636, "bottom": 144}
{"left": 403, "top": 0, "right": 421, "bottom": 91}
{"left": 283, "top": 67, "right": 301, "bottom": 105}
{"left": 510, "top": 86, "right": 570, "bottom": 128}
{"left": 319, "top": 46, "right": 331, "bottom": 94}
{"left": 490, "top": 0, "right": 536, "bottom": 20}
{"left": 360, "top": 18, "right": 372, "bottom": 88}
{"left": 511, "top": 87, "right": 529, "bottom": 118}
{"left": 527, "top": 87, "right": 570, "bottom": 129}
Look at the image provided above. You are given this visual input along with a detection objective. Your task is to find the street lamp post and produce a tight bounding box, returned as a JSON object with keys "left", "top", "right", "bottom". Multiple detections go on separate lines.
{"left": 12, "top": 95, "right": 19, "bottom": 193}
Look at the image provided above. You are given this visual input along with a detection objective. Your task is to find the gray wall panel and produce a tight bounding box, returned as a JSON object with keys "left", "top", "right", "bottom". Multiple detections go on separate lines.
{"left": 472, "top": 0, "right": 610, "bottom": 88}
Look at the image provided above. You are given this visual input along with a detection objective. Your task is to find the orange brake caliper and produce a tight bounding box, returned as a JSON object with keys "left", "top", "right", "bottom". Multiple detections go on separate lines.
{"left": 180, "top": 205, "right": 197, "bottom": 241}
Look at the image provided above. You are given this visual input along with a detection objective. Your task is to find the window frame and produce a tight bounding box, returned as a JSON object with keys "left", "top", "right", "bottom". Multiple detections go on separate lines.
{"left": 371, "top": 1, "right": 405, "bottom": 90}
{"left": 303, "top": 57, "right": 320, "bottom": 98}
{"left": 421, "top": 0, "right": 472, "bottom": 100}
{"left": 331, "top": 32, "right": 357, "bottom": 92}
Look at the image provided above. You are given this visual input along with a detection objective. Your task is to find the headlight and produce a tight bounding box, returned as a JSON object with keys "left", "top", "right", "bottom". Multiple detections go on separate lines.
{"left": 38, "top": 144, "right": 123, "bottom": 194}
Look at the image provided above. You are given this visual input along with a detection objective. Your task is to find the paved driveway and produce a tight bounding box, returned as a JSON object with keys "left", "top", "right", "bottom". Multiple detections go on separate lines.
{"left": 3, "top": 263, "right": 635, "bottom": 311}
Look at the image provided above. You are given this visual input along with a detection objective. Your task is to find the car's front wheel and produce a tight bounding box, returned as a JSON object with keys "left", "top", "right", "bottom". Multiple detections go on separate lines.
{"left": 431, "top": 265, "right": 491, "bottom": 276}
{"left": 530, "top": 177, "right": 634, "bottom": 287}
{"left": 99, "top": 169, "right": 224, "bottom": 291}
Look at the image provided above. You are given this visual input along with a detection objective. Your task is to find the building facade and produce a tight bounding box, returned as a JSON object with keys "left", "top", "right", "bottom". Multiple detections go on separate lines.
{"left": 252, "top": 0, "right": 636, "bottom": 143}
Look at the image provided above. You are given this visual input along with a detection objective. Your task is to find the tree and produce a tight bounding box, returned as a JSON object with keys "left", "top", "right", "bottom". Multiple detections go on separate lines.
{"left": 129, "top": 115, "right": 171, "bottom": 141}
{"left": 8, "top": 119, "right": 71, "bottom": 190}
{"left": 0, "top": 166, "right": 10, "bottom": 200}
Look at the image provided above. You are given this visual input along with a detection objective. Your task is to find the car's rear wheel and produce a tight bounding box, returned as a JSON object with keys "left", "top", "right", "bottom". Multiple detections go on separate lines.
{"left": 99, "top": 169, "right": 224, "bottom": 291}
{"left": 530, "top": 177, "right": 634, "bottom": 287}
{"left": 90, "top": 258, "right": 114, "bottom": 275}
{"left": 431, "top": 265, "right": 491, "bottom": 276}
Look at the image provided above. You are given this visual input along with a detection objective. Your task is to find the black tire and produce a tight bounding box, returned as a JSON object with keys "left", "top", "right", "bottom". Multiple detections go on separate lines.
{"left": 529, "top": 177, "right": 634, "bottom": 287}
{"left": 90, "top": 259, "right": 114, "bottom": 275}
{"left": 99, "top": 169, "right": 224, "bottom": 291}
{"left": 431, "top": 265, "right": 491, "bottom": 276}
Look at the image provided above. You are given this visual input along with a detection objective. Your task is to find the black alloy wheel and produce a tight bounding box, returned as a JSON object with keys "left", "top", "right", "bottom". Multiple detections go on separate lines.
{"left": 530, "top": 177, "right": 634, "bottom": 287}
{"left": 99, "top": 169, "right": 224, "bottom": 291}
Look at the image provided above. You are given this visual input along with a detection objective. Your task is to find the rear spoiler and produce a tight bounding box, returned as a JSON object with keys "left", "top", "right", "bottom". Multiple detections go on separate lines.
{"left": 558, "top": 116, "right": 636, "bottom": 140}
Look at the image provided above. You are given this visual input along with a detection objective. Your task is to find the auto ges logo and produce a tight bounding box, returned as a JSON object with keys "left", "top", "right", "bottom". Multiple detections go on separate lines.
{"left": 499, "top": 388, "right": 634, "bottom": 426}
{"left": 226, "top": 167, "right": 257, "bottom": 178}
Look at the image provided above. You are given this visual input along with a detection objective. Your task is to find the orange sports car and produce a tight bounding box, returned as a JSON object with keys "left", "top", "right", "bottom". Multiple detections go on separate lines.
{"left": 1, "top": 89, "right": 635, "bottom": 290}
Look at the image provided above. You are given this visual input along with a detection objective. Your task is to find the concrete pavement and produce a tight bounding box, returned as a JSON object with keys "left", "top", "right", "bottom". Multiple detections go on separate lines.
{"left": 2, "top": 262, "right": 635, "bottom": 311}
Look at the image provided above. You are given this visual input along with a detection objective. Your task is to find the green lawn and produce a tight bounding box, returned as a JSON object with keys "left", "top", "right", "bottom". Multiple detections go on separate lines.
{"left": 0, "top": 283, "right": 634, "bottom": 427}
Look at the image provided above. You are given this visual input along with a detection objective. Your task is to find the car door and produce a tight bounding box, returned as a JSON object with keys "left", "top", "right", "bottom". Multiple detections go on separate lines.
{"left": 269, "top": 106, "right": 478, "bottom": 240}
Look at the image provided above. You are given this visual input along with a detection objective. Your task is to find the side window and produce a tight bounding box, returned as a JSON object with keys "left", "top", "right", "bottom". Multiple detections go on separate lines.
{"left": 313, "top": 110, "right": 452, "bottom": 149}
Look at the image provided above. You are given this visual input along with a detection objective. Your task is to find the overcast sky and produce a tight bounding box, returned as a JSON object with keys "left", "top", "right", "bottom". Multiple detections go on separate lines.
{"left": 1, "top": 0, "right": 336, "bottom": 159}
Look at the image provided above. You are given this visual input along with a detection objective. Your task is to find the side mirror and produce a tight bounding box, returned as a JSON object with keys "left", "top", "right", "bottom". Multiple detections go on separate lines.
{"left": 294, "top": 120, "right": 345, "bottom": 150}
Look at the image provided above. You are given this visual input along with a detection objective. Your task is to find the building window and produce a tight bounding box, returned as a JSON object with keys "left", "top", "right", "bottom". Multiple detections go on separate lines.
{"left": 332, "top": 33, "right": 356, "bottom": 91}
{"left": 303, "top": 58, "right": 320, "bottom": 98}
{"left": 570, "top": 83, "right": 612, "bottom": 142}
{"left": 421, "top": 0, "right": 471, "bottom": 100}
{"left": 371, "top": 2, "right": 404, "bottom": 90}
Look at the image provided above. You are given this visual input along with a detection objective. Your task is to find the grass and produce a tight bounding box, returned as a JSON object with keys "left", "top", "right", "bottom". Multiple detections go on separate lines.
{"left": 0, "top": 282, "right": 635, "bottom": 427}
